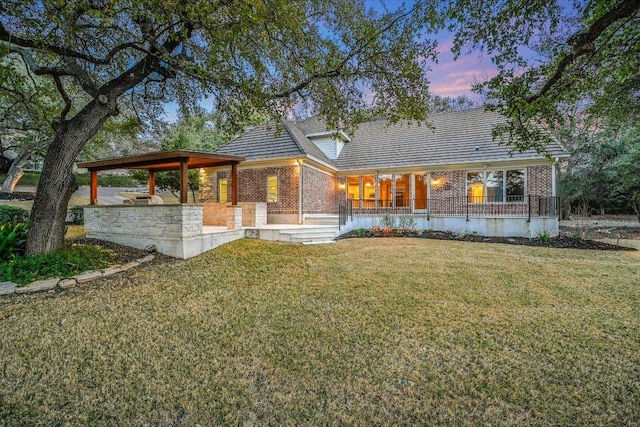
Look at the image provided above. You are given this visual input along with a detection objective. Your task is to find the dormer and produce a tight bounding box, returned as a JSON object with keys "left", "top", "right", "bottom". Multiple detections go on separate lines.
{"left": 305, "top": 130, "right": 351, "bottom": 160}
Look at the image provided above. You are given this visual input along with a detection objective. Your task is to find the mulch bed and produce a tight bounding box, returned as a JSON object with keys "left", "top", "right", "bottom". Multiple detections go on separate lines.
{"left": 68, "top": 238, "right": 174, "bottom": 264}
{"left": 337, "top": 229, "right": 636, "bottom": 251}
{"left": 0, "top": 191, "right": 36, "bottom": 201}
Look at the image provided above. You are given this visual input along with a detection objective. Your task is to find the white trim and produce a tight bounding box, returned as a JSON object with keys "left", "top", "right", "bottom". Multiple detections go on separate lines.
{"left": 305, "top": 130, "right": 351, "bottom": 142}
{"left": 335, "top": 156, "right": 565, "bottom": 177}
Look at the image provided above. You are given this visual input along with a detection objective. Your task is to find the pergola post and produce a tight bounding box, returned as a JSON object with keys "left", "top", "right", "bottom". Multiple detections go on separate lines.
{"left": 148, "top": 170, "right": 155, "bottom": 196}
{"left": 179, "top": 159, "right": 188, "bottom": 204}
{"left": 90, "top": 170, "right": 98, "bottom": 205}
{"left": 231, "top": 162, "right": 238, "bottom": 205}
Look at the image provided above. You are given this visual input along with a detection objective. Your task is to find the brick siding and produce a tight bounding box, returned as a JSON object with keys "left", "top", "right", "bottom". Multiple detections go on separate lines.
{"left": 527, "top": 165, "right": 552, "bottom": 197}
{"left": 302, "top": 166, "right": 337, "bottom": 214}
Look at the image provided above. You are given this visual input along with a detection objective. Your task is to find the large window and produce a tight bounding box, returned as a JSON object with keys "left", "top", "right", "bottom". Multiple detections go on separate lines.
{"left": 267, "top": 174, "right": 278, "bottom": 203}
{"left": 219, "top": 178, "right": 228, "bottom": 203}
{"left": 394, "top": 174, "right": 410, "bottom": 207}
{"left": 467, "top": 169, "right": 525, "bottom": 203}
{"left": 347, "top": 176, "right": 360, "bottom": 208}
{"left": 414, "top": 173, "right": 428, "bottom": 210}
{"left": 362, "top": 175, "right": 375, "bottom": 208}
{"left": 377, "top": 174, "right": 393, "bottom": 207}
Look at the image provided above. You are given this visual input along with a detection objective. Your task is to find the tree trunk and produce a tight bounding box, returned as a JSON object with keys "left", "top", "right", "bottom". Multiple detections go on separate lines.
{"left": 26, "top": 99, "right": 115, "bottom": 255}
{"left": 1, "top": 147, "right": 34, "bottom": 193}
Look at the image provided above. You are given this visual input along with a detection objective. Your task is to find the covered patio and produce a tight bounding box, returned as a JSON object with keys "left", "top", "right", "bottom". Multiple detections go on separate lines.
{"left": 78, "top": 149, "right": 244, "bottom": 205}
{"left": 77, "top": 150, "right": 251, "bottom": 259}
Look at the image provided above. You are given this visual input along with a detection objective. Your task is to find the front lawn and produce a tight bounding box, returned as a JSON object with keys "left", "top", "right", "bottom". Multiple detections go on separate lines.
{"left": 0, "top": 239, "right": 638, "bottom": 425}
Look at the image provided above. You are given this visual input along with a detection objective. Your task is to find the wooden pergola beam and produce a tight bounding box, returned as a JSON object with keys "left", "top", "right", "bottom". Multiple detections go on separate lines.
{"left": 78, "top": 150, "right": 245, "bottom": 205}
{"left": 231, "top": 162, "right": 238, "bottom": 205}
{"left": 148, "top": 170, "right": 155, "bottom": 196}
{"left": 90, "top": 170, "right": 98, "bottom": 205}
{"left": 179, "top": 159, "right": 188, "bottom": 204}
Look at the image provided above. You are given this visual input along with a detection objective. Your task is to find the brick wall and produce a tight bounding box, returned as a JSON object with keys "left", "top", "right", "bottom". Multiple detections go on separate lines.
{"left": 238, "top": 166, "right": 299, "bottom": 216}
{"left": 430, "top": 170, "right": 466, "bottom": 198}
{"left": 335, "top": 176, "right": 347, "bottom": 210}
{"left": 302, "top": 166, "right": 337, "bottom": 214}
{"left": 527, "top": 165, "right": 552, "bottom": 197}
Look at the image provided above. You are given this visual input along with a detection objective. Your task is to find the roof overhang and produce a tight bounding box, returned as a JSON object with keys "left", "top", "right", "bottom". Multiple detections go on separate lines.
{"left": 77, "top": 150, "right": 245, "bottom": 172}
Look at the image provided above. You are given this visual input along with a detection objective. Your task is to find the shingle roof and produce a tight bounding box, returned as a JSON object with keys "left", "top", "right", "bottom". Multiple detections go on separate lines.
{"left": 217, "top": 108, "right": 568, "bottom": 170}
{"left": 214, "top": 120, "right": 335, "bottom": 165}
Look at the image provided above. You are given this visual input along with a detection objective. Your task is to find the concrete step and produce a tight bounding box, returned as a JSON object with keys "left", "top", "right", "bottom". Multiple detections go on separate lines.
{"left": 302, "top": 240, "right": 336, "bottom": 245}
{"left": 303, "top": 214, "right": 340, "bottom": 225}
{"left": 289, "top": 233, "right": 335, "bottom": 243}
{"left": 279, "top": 226, "right": 339, "bottom": 244}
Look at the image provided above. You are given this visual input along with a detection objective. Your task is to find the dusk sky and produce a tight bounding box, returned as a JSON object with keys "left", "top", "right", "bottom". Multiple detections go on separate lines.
{"left": 164, "top": 2, "right": 502, "bottom": 122}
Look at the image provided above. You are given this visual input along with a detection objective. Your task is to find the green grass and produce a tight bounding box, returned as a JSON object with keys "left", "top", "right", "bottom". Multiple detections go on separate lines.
{"left": 0, "top": 243, "right": 114, "bottom": 285}
{"left": 0, "top": 239, "right": 638, "bottom": 425}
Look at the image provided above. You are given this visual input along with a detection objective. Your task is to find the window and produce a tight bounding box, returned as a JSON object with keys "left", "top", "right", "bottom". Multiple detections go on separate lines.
{"left": 347, "top": 176, "right": 360, "bottom": 208}
{"left": 467, "top": 169, "right": 525, "bottom": 203}
{"left": 267, "top": 174, "right": 278, "bottom": 203}
{"left": 362, "top": 175, "right": 375, "bottom": 208}
{"left": 218, "top": 178, "right": 228, "bottom": 203}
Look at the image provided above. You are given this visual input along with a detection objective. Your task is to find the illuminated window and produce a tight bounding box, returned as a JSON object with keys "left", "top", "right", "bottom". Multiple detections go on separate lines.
{"left": 267, "top": 175, "right": 278, "bottom": 203}
{"left": 218, "top": 178, "right": 228, "bottom": 203}
{"left": 467, "top": 169, "right": 525, "bottom": 203}
{"left": 347, "top": 176, "right": 360, "bottom": 208}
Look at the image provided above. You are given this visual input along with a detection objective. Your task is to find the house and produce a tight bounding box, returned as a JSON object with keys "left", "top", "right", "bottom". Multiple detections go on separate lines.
{"left": 203, "top": 108, "right": 568, "bottom": 237}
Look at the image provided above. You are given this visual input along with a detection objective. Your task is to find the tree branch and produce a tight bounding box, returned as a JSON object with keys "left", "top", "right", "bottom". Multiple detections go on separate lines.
{"left": 52, "top": 75, "right": 72, "bottom": 120}
{"left": 526, "top": 0, "right": 640, "bottom": 103}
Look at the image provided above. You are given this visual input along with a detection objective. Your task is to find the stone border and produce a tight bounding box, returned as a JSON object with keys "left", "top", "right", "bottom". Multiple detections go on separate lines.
{"left": 0, "top": 254, "right": 155, "bottom": 297}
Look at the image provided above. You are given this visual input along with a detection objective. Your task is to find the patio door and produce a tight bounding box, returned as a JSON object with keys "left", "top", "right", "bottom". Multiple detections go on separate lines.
{"left": 414, "top": 173, "right": 428, "bottom": 212}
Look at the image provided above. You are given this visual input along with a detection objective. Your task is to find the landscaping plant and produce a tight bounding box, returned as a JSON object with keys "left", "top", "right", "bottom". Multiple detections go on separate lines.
{"left": 0, "top": 223, "right": 29, "bottom": 261}
{"left": 0, "top": 205, "right": 30, "bottom": 225}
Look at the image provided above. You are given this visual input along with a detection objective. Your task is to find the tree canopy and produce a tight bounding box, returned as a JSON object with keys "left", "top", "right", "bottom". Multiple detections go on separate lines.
{"left": 449, "top": 0, "right": 640, "bottom": 151}
{"left": 0, "top": 0, "right": 441, "bottom": 254}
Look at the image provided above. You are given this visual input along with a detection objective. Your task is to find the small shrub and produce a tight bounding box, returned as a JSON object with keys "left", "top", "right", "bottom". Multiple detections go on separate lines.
{"left": 537, "top": 230, "right": 551, "bottom": 243}
{"left": 355, "top": 228, "right": 365, "bottom": 236}
{"left": 379, "top": 213, "right": 395, "bottom": 230}
{"left": 0, "top": 223, "right": 29, "bottom": 260}
{"left": 472, "top": 230, "right": 479, "bottom": 237}
{"left": 396, "top": 229, "right": 403, "bottom": 236}
{"left": 454, "top": 231, "right": 466, "bottom": 239}
{"left": 397, "top": 216, "right": 416, "bottom": 230}
{"left": 0, "top": 205, "right": 30, "bottom": 225}
{"left": 0, "top": 244, "right": 115, "bottom": 285}
{"left": 67, "top": 206, "right": 84, "bottom": 225}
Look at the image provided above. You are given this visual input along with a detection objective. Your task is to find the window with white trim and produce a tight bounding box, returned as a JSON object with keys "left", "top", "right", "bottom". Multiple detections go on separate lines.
{"left": 467, "top": 169, "right": 525, "bottom": 203}
{"left": 267, "top": 174, "right": 278, "bottom": 203}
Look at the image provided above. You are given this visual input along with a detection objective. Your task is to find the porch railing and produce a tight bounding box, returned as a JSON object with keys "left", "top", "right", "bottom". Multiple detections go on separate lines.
{"left": 341, "top": 196, "right": 559, "bottom": 222}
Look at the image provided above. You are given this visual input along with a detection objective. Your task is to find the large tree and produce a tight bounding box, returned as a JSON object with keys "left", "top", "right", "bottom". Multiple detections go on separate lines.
{"left": 0, "top": 0, "right": 439, "bottom": 254}
{"left": 448, "top": 0, "right": 640, "bottom": 151}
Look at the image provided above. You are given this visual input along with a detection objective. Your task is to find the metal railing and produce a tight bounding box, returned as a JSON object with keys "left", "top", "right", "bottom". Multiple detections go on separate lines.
{"left": 342, "top": 196, "right": 559, "bottom": 221}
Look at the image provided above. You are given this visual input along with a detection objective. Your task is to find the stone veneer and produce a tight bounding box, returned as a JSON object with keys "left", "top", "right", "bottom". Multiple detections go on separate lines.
{"left": 85, "top": 205, "right": 206, "bottom": 258}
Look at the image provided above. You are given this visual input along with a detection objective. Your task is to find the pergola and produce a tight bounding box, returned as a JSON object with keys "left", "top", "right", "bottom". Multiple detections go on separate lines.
{"left": 77, "top": 150, "right": 245, "bottom": 205}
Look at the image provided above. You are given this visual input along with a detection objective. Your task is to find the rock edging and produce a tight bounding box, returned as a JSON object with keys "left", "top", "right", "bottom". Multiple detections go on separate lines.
{"left": 0, "top": 254, "right": 155, "bottom": 297}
